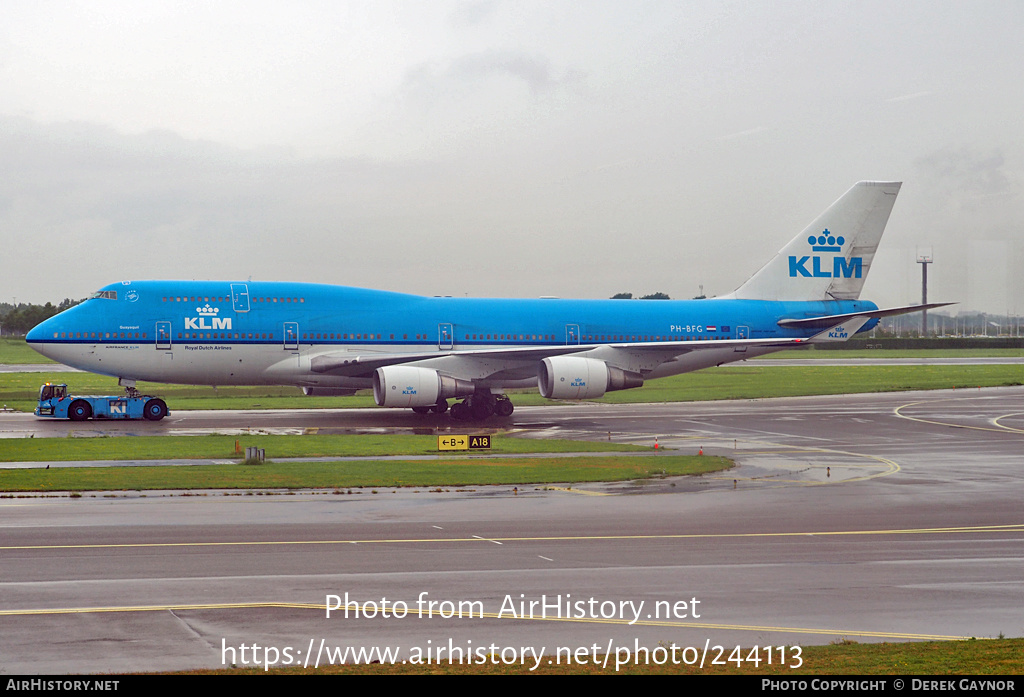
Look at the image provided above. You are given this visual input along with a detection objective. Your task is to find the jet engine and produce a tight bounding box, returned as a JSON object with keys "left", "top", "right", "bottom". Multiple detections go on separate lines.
{"left": 373, "top": 366, "right": 475, "bottom": 407}
{"left": 538, "top": 356, "right": 643, "bottom": 399}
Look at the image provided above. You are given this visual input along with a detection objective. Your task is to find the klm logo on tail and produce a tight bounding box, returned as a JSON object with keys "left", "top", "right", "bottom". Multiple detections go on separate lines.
{"left": 789, "top": 229, "right": 862, "bottom": 279}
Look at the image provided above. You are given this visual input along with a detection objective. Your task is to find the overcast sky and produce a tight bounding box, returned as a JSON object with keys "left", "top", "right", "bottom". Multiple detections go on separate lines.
{"left": 2, "top": 0, "right": 1021, "bottom": 314}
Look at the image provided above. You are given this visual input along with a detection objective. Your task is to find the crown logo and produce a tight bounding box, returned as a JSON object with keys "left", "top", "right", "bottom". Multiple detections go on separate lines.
{"left": 196, "top": 304, "right": 220, "bottom": 316}
{"left": 808, "top": 229, "right": 844, "bottom": 252}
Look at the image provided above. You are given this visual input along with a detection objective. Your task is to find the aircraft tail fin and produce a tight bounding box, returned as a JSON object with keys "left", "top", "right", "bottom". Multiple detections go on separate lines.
{"left": 727, "top": 181, "right": 901, "bottom": 301}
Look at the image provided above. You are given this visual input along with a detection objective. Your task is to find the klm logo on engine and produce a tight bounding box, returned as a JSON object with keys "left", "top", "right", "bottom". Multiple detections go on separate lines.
{"left": 185, "top": 304, "right": 232, "bottom": 330}
{"left": 402, "top": 386, "right": 417, "bottom": 395}
{"left": 789, "top": 229, "right": 862, "bottom": 278}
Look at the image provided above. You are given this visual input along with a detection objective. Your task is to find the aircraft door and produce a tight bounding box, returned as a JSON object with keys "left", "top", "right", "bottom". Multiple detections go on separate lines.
{"left": 565, "top": 324, "right": 580, "bottom": 345}
{"left": 231, "top": 284, "right": 250, "bottom": 313}
{"left": 438, "top": 323, "right": 454, "bottom": 350}
{"left": 283, "top": 322, "right": 299, "bottom": 350}
{"left": 734, "top": 325, "right": 749, "bottom": 353}
{"left": 156, "top": 321, "right": 172, "bottom": 350}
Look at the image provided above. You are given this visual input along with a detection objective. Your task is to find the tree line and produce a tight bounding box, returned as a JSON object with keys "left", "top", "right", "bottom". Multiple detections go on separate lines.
{"left": 610, "top": 292, "right": 671, "bottom": 300}
{"left": 0, "top": 299, "right": 82, "bottom": 336}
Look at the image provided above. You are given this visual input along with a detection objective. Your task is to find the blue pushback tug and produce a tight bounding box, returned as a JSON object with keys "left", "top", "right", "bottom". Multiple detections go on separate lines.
{"left": 35, "top": 383, "right": 168, "bottom": 421}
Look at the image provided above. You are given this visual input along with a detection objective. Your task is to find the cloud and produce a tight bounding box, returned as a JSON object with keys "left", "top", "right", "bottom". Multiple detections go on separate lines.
{"left": 719, "top": 126, "right": 767, "bottom": 141}
{"left": 447, "top": 0, "right": 498, "bottom": 27}
{"left": 886, "top": 91, "right": 932, "bottom": 103}
{"left": 405, "top": 49, "right": 583, "bottom": 96}
{"left": 450, "top": 50, "right": 559, "bottom": 92}
{"left": 914, "top": 147, "right": 1017, "bottom": 209}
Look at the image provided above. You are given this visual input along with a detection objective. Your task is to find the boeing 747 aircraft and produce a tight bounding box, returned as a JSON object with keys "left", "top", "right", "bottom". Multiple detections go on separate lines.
{"left": 27, "top": 181, "right": 947, "bottom": 420}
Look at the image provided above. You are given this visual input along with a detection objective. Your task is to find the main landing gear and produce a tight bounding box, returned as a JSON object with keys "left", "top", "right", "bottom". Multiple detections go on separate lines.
{"left": 410, "top": 394, "right": 514, "bottom": 421}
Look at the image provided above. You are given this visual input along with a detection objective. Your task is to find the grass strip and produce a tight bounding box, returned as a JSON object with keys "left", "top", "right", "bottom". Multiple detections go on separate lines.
{"left": 0, "top": 337, "right": 57, "bottom": 364}
{"left": 755, "top": 348, "right": 1024, "bottom": 359}
{"left": 2, "top": 365, "right": 1022, "bottom": 412}
{"left": 588, "top": 364, "right": 1023, "bottom": 404}
{"left": 0, "top": 433, "right": 647, "bottom": 463}
{"left": 0, "top": 454, "right": 727, "bottom": 491}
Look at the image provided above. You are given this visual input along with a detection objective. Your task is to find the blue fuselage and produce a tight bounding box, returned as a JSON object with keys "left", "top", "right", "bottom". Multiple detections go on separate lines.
{"left": 27, "top": 280, "right": 877, "bottom": 389}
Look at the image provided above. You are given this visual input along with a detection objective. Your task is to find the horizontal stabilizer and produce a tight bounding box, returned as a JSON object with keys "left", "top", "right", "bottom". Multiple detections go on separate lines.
{"left": 808, "top": 316, "right": 872, "bottom": 343}
{"left": 778, "top": 302, "right": 956, "bottom": 330}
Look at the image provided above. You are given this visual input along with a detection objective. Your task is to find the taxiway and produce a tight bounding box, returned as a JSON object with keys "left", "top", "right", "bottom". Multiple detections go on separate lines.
{"left": 1, "top": 387, "right": 1023, "bottom": 673}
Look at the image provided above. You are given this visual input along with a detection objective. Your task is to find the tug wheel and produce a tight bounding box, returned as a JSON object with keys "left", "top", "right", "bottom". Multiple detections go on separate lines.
{"left": 143, "top": 399, "right": 168, "bottom": 421}
{"left": 68, "top": 400, "right": 92, "bottom": 421}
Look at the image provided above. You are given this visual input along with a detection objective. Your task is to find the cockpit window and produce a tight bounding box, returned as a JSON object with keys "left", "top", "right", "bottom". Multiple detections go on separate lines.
{"left": 90, "top": 290, "right": 118, "bottom": 300}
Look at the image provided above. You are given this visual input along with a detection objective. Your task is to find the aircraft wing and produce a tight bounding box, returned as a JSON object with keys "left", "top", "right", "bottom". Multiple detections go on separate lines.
{"left": 309, "top": 336, "right": 811, "bottom": 379}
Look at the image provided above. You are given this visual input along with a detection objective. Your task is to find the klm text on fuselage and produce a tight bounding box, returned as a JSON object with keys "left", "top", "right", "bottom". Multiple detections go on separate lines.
{"left": 184, "top": 317, "right": 232, "bottom": 330}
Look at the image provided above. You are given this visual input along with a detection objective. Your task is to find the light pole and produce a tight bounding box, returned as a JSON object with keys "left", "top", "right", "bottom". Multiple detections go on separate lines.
{"left": 917, "top": 249, "right": 933, "bottom": 337}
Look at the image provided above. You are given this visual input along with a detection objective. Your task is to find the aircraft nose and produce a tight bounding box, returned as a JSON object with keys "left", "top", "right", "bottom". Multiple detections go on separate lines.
{"left": 26, "top": 316, "right": 57, "bottom": 357}
{"left": 26, "top": 320, "right": 47, "bottom": 343}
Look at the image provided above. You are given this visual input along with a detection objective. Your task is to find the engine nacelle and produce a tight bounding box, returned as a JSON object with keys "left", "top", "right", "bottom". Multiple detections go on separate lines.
{"left": 373, "top": 366, "right": 475, "bottom": 407}
{"left": 538, "top": 356, "right": 643, "bottom": 399}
